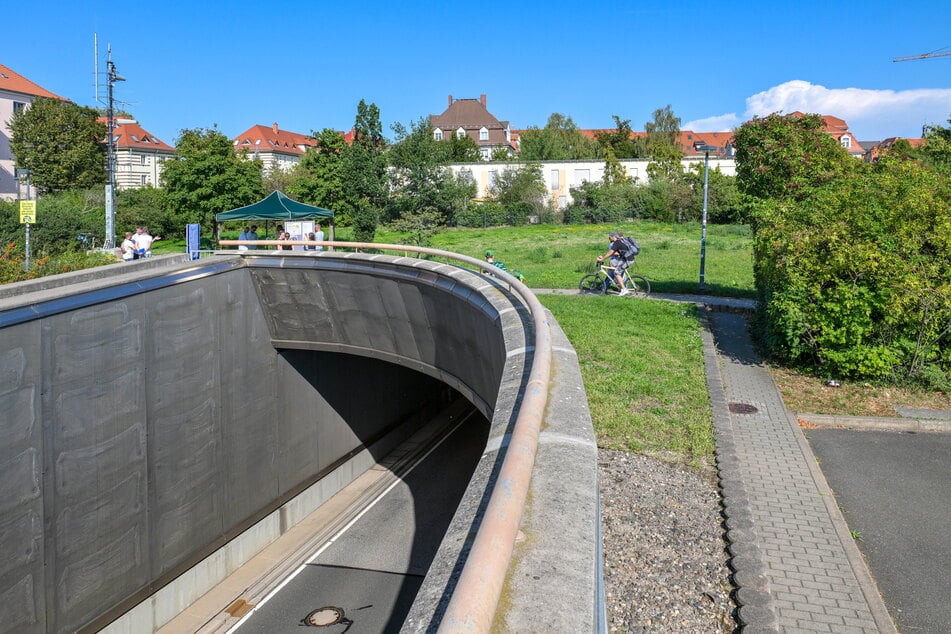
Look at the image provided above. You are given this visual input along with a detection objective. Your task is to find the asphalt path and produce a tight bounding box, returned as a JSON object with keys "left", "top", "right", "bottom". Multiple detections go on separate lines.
{"left": 233, "top": 412, "right": 488, "bottom": 633}
{"left": 805, "top": 428, "right": 951, "bottom": 633}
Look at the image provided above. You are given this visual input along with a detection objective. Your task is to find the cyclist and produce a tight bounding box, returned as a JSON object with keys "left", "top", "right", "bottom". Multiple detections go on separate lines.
{"left": 597, "top": 231, "right": 635, "bottom": 296}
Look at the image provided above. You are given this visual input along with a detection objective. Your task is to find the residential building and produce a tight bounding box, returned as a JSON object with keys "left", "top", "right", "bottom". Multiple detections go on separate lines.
{"left": 430, "top": 94, "right": 517, "bottom": 160}
{"left": 0, "top": 63, "right": 65, "bottom": 200}
{"left": 789, "top": 111, "right": 865, "bottom": 157}
{"left": 861, "top": 136, "right": 926, "bottom": 162}
{"left": 232, "top": 123, "right": 321, "bottom": 175}
{"left": 449, "top": 157, "right": 736, "bottom": 209}
{"left": 100, "top": 117, "right": 176, "bottom": 189}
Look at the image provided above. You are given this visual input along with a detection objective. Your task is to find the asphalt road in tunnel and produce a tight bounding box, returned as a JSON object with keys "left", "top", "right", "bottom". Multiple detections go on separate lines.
{"left": 805, "top": 428, "right": 951, "bottom": 634}
{"left": 230, "top": 407, "right": 490, "bottom": 633}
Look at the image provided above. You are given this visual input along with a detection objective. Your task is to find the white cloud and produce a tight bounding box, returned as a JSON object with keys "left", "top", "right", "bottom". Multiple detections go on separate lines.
{"left": 743, "top": 80, "right": 951, "bottom": 139}
{"left": 683, "top": 113, "right": 740, "bottom": 132}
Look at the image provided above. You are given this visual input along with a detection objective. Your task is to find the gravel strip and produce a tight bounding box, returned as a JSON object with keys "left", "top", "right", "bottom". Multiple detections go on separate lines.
{"left": 599, "top": 448, "right": 736, "bottom": 632}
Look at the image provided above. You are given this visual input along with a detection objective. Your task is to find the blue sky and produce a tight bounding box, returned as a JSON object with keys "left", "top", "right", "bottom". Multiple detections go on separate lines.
{"left": 6, "top": 0, "right": 950, "bottom": 146}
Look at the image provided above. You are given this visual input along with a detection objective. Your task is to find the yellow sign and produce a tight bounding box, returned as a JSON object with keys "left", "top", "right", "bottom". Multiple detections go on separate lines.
{"left": 19, "top": 200, "right": 36, "bottom": 224}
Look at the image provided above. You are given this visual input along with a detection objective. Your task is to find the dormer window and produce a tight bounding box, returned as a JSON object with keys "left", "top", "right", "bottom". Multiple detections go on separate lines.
{"left": 841, "top": 136, "right": 852, "bottom": 149}
{"left": 479, "top": 127, "right": 489, "bottom": 141}
{"left": 130, "top": 135, "right": 139, "bottom": 142}
{"left": 434, "top": 128, "right": 443, "bottom": 141}
{"left": 456, "top": 128, "right": 466, "bottom": 139}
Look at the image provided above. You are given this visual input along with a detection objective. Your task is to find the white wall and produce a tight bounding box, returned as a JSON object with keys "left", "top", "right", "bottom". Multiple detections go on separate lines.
{"left": 448, "top": 157, "right": 736, "bottom": 207}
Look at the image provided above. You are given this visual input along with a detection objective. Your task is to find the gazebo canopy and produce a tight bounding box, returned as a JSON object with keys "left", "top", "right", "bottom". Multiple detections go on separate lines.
{"left": 215, "top": 191, "right": 334, "bottom": 222}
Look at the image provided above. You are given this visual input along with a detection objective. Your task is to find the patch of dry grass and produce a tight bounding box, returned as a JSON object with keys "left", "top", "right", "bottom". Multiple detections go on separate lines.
{"left": 770, "top": 365, "right": 951, "bottom": 417}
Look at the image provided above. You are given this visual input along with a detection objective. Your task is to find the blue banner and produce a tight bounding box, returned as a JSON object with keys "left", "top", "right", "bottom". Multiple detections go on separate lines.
{"left": 186, "top": 223, "right": 200, "bottom": 260}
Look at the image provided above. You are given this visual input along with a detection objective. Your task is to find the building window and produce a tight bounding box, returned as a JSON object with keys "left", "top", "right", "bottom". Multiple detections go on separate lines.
{"left": 479, "top": 127, "right": 489, "bottom": 141}
{"left": 488, "top": 170, "right": 498, "bottom": 188}
{"left": 480, "top": 148, "right": 490, "bottom": 160}
{"left": 140, "top": 155, "right": 147, "bottom": 165}
{"left": 459, "top": 169, "right": 473, "bottom": 184}
{"left": 558, "top": 196, "right": 568, "bottom": 209}
{"left": 13, "top": 101, "right": 27, "bottom": 114}
{"left": 141, "top": 175, "right": 147, "bottom": 186}
{"left": 434, "top": 129, "right": 443, "bottom": 141}
{"left": 841, "top": 136, "right": 851, "bottom": 149}
{"left": 550, "top": 169, "right": 559, "bottom": 191}
{"left": 456, "top": 128, "right": 465, "bottom": 139}
{"left": 574, "top": 169, "right": 590, "bottom": 186}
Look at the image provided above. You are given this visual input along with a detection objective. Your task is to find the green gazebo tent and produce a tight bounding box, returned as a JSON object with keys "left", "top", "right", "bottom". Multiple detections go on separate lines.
{"left": 215, "top": 190, "right": 334, "bottom": 222}
{"left": 215, "top": 191, "right": 334, "bottom": 242}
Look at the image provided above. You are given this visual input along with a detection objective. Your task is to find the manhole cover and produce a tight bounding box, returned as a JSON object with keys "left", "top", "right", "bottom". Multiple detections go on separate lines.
{"left": 302, "top": 606, "right": 347, "bottom": 627}
{"left": 729, "top": 402, "right": 758, "bottom": 414}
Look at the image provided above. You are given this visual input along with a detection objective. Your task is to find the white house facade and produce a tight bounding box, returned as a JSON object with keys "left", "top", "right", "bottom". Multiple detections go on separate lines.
{"left": 106, "top": 118, "right": 177, "bottom": 189}
{"left": 0, "top": 64, "right": 64, "bottom": 200}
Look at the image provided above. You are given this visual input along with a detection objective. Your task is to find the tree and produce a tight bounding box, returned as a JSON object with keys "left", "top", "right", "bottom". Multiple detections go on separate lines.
{"left": 287, "top": 128, "right": 347, "bottom": 212}
{"left": 340, "top": 100, "right": 388, "bottom": 242}
{"left": 645, "top": 105, "right": 683, "bottom": 180}
{"left": 489, "top": 163, "right": 547, "bottom": 225}
{"left": 594, "top": 115, "right": 646, "bottom": 159}
{"left": 161, "top": 127, "right": 265, "bottom": 234}
{"left": 388, "top": 118, "right": 473, "bottom": 227}
{"left": 8, "top": 97, "right": 107, "bottom": 194}
{"left": 916, "top": 116, "right": 951, "bottom": 175}
{"left": 519, "top": 113, "right": 599, "bottom": 160}
{"left": 443, "top": 134, "right": 482, "bottom": 162}
{"left": 733, "top": 112, "right": 855, "bottom": 201}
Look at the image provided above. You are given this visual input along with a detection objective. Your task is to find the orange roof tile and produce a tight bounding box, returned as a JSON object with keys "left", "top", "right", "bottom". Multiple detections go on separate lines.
{"left": 232, "top": 123, "right": 318, "bottom": 156}
{"left": 98, "top": 117, "right": 175, "bottom": 152}
{"left": 0, "top": 63, "right": 64, "bottom": 100}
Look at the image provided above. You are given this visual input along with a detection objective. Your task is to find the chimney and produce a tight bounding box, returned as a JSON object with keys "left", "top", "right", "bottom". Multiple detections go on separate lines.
{"left": 272, "top": 122, "right": 279, "bottom": 134}
{"left": 448, "top": 94, "right": 453, "bottom": 107}
{"left": 480, "top": 94, "right": 486, "bottom": 107}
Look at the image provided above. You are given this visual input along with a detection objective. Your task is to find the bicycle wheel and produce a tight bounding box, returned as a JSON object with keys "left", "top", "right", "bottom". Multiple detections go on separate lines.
{"left": 579, "top": 274, "right": 606, "bottom": 295}
{"left": 624, "top": 274, "right": 651, "bottom": 297}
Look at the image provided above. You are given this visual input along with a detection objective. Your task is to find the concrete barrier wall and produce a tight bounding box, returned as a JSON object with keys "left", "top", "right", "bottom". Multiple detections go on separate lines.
{"left": 0, "top": 256, "right": 498, "bottom": 634}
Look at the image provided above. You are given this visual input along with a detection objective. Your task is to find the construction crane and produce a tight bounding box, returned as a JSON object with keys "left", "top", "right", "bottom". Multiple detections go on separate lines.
{"left": 894, "top": 46, "right": 951, "bottom": 62}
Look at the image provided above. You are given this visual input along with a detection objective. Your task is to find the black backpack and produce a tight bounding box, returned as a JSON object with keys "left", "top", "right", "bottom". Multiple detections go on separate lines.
{"left": 619, "top": 236, "right": 640, "bottom": 260}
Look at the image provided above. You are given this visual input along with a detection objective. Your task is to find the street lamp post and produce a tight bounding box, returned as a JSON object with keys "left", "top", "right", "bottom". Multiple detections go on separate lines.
{"left": 694, "top": 141, "right": 716, "bottom": 291}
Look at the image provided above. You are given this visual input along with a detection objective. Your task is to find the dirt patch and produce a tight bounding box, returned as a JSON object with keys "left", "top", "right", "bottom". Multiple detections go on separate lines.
{"left": 770, "top": 365, "right": 951, "bottom": 417}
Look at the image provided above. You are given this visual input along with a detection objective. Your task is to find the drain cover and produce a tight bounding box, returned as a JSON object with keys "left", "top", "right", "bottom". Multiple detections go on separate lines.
{"left": 728, "top": 402, "right": 758, "bottom": 414}
{"left": 303, "top": 606, "right": 347, "bottom": 627}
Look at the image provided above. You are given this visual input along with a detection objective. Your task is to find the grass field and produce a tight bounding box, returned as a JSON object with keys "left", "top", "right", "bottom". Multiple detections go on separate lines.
{"left": 539, "top": 294, "right": 714, "bottom": 468}
{"left": 201, "top": 221, "right": 756, "bottom": 298}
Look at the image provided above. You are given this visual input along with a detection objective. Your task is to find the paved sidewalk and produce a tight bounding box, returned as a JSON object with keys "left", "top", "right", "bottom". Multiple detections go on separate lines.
{"left": 702, "top": 310, "right": 896, "bottom": 633}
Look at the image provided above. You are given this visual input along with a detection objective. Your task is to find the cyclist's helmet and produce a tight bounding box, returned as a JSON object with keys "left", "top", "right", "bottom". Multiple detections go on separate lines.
{"left": 484, "top": 249, "right": 494, "bottom": 258}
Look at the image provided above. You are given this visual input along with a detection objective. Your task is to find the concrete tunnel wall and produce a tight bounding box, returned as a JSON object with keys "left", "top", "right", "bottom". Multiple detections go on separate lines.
{"left": 0, "top": 254, "right": 517, "bottom": 634}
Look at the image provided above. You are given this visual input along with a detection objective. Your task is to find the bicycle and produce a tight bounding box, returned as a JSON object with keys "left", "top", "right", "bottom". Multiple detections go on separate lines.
{"left": 578, "top": 260, "right": 650, "bottom": 297}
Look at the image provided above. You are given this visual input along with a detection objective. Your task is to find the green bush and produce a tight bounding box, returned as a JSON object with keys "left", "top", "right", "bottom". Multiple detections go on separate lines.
{"left": 752, "top": 158, "right": 951, "bottom": 386}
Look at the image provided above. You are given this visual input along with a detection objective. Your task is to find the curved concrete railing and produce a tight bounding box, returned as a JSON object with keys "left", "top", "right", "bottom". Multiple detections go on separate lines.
{"left": 221, "top": 239, "right": 553, "bottom": 632}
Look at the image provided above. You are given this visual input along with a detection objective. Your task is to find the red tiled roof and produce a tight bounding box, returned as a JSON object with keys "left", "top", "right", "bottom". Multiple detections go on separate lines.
{"left": 98, "top": 117, "right": 175, "bottom": 152}
{"left": 0, "top": 63, "right": 64, "bottom": 100}
{"left": 232, "top": 123, "right": 318, "bottom": 156}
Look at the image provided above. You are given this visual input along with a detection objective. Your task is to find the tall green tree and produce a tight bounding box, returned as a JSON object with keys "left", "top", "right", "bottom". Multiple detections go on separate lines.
{"left": 519, "top": 113, "right": 598, "bottom": 160}
{"left": 8, "top": 97, "right": 107, "bottom": 194}
{"left": 287, "top": 128, "right": 347, "bottom": 212}
{"left": 388, "top": 118, "right": 473, "bottom": 226}
{"left": 594, "top": 115, "right": 646, "bottom": 159}
{"left": 733, "top": 112, "right": 855, "bottom": 201}
{"left": 645, "top": 105, "right": 683, "bottom": 180}
{"left": 341, "top": 100, "right": 388, "bottom": 242}
{"left": 161, "top": 127, "right": 265, "bottom": 234}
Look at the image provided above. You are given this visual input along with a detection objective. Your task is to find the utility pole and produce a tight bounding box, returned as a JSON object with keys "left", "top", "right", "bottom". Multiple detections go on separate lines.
{"left": 104, "top": 48, "right": 125, "bottom": 250}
